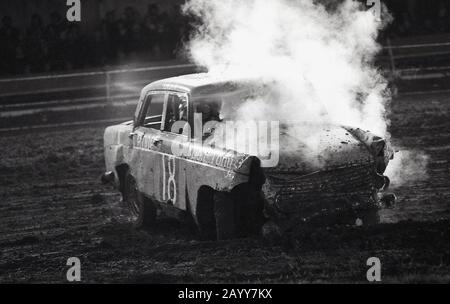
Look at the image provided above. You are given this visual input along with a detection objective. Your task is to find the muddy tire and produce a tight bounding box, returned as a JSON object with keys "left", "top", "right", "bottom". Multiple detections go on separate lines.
{"left": 214, "top": 191, "right": 235, "bottom": 240}
{"left": 235, "top": 193, "right": 265, "bottom": 237}
{"left": 196, "top": 187, "right": 216, "bottom": 240}
{"left": 123, "top": 171, "right": 157, "bottom": 228}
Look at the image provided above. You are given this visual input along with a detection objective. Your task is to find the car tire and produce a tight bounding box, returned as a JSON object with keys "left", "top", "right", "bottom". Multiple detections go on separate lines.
{"left": 235, "top": 191, "right": 265, "bottom": 237}
{"left": 123, "top": 171, "right": 157, "bottom": 228}
{"left": 196, "top": 187, "right": 216, "bottom": 240}
{"left": 213, "top": 191, "right": 235, "bottom": 240}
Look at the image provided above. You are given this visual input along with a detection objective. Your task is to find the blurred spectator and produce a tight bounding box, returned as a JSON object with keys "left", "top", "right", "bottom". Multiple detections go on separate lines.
{"left": 422, "top": 18, "right": 436, "bottom": 35}
{"left": 141, "top": 4, "right": 159, "bottom": 56}
{"left": 397, "top": 12, "right": 413, "bottom": 37}
{"left": 155, "top": 6, "right": 171, "bottom": 56}
{"left": 437, "top": 1, "right": 449, "bottom": 33}
{"left": 0, "top": 16, "right": 20, "bottom": 75}
{"left": 122, "top": 6, "right": 141, "bottom": 56}
{"left": 45, "top": 12, "right": 67, "bottom": 71}
{"left": 15, "top": 31, "right": 26, "bottom": 75}
{"left": 166, "top": 4, "right": 186, "bottom": 57}
{"left": 102, "top": 10, "right": 120, "bottom": 63}
{"left": 141, "top": 3, "right": 167, "bottom": 57}
{"left": 25, "top": 14, "right": 46, "bottom": 73}
{"left": 65, "top": 24, "right": 87, "bottom": 69}
{"left": 92, "top": 25, "right": 107, "bottom": 66}
{"left": 5, "top": 0, "right": 450, "bottom": 77}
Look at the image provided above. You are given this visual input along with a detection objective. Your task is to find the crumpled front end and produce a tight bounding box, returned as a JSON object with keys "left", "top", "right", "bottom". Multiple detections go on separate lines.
{"left": 261, "top": 124, "right": 394, "bottom": 229}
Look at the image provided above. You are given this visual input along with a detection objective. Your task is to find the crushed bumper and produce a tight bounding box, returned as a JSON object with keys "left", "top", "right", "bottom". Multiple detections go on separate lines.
{"left": 262, "top": 161, "right": 395, "bottom": 230}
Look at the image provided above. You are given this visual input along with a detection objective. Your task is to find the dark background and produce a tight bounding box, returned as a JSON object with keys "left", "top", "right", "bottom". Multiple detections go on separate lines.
{"left": 0, "top": 0, "right": 449, "bottom": 77}
{"left": 0, "top": 0, "right": 188, "bottom": 76}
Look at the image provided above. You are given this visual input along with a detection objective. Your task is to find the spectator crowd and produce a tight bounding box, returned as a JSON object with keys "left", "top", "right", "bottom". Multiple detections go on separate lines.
{"left": 2, "top": 1, "right": 450, "bottom": 77}
{"left": 0, "top": 3, "right": 191, "bottom": 76}
{"left": 388, "top": 0, "right": 450, "bottom": 38}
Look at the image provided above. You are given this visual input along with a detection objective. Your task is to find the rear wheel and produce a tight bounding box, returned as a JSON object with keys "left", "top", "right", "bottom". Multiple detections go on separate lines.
{"left": 234, "top": 190, "right": 265, "bottom": 237}
{"left": 123, "top": 171, "right": 157, "bottom": 228}
{"left": 196, "top": 187, "right": 216, "bottom": 240}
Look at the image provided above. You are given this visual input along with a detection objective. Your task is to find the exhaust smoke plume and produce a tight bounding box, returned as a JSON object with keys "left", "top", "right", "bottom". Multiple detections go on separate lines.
{"left": 182, "top": 0, "right": 391, "bottom": 135}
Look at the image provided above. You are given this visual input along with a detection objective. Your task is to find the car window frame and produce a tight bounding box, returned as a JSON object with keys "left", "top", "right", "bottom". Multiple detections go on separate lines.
{"left": 161, "top": 92, "right": 190, "bottom": 136}
{"left": 135, "top": 91, "right": 168, "bottom": 130}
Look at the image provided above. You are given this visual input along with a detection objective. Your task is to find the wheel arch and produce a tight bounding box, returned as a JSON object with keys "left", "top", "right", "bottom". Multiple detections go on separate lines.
{"left": 195, "top": 185, "right": 215, "bottom": 225}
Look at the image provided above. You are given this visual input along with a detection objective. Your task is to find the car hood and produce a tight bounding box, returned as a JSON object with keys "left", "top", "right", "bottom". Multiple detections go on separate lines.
{"left": 268, "top": 123, "right": 375, "bottom": 174}
{"left": 207, "top": 121, "right": 392, "bottom": 175}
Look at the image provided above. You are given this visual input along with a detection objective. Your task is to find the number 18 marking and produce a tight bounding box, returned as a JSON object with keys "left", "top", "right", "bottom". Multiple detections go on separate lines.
{"left": 162, "top": 155, "right": 177, "bottom": 203}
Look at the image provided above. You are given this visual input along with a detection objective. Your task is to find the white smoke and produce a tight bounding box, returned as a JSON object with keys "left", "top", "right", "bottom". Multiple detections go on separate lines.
{"left": 384, "top": 149, "right": 430, "bottom": 188}
{"left": 182, "top": 0, "right": 391, "bottom": 135}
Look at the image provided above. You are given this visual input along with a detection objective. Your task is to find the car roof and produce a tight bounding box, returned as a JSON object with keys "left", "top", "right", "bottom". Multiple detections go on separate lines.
{"left": 141, "top": 73, "right": 261, "bottom": 99}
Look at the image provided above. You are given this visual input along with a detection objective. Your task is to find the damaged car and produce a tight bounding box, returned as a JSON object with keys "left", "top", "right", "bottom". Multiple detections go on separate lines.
{"left": 102, "top": 73, "right": 395, "bottom": 240}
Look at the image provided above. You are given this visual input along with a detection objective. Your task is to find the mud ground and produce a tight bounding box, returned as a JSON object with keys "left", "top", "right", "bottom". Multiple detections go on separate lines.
{"left": 0, "top": 91, "right": 449, "bottom": 283}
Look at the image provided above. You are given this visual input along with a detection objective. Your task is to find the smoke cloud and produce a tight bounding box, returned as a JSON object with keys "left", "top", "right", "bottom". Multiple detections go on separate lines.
{"left": 384, "top": 149, "right": 430, "bottom": 188}
{"left": 182, "top": 0, "right": 391, "bottom": 135}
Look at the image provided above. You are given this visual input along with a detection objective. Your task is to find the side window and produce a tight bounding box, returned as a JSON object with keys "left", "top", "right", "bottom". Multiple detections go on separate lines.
{"left": 163, "top": 94, "right": 188, "bottom": 133}
{"left": 139, "top": 93, "right": 165, "bottom": 130}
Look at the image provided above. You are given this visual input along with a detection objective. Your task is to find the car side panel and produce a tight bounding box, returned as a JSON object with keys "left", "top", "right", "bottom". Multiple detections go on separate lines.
{"left": 130, "top": 126, "right": 164, "bottom": 202}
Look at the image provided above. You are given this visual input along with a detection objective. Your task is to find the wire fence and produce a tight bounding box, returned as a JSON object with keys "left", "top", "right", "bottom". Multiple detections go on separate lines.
{"left": 382, "top": 36, "right": 450, "bottom": 71}
{"left": 1, "top": 40, "right": 450, "bottom": 116}
{"left": 0, "top": 62, "right": 198, "bottom": 111}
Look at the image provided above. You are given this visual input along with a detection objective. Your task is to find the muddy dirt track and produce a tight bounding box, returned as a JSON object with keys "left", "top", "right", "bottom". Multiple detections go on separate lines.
{"left": 1, "top": 91, "right": 449, "bottom": 283}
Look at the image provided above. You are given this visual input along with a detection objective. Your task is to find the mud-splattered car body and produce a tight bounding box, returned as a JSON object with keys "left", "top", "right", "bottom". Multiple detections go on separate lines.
{"left": 103, "top": 73, "right": 394, "bottom": 238}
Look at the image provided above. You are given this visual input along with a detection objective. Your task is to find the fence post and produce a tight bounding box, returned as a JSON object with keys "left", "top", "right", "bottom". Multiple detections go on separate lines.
{"left": 386, "top": 38, "right": 396, "bottom": 75}
{"left": 105, "top": 71, "right": 111, "bottom": 103}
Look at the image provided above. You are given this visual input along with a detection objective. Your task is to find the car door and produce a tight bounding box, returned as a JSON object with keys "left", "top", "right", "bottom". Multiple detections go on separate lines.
{"left": 131, "top": 92, "right": 166, "bottom": 201}
{"left": 158, "top": 92, "right": 190, "bottom": 211}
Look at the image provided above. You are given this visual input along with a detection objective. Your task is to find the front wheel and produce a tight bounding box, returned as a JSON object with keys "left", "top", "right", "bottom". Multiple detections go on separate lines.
{"left": 123, "top": 171, "right": 157, "bottom": 228}
{"left": 214, "top": 191, "right": 236, "bottom": 240}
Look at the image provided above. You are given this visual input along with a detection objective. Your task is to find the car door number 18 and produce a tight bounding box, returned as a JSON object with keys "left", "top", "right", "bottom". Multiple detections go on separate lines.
{"left": 162, "top": 155, "right": 177, "bottom": 204}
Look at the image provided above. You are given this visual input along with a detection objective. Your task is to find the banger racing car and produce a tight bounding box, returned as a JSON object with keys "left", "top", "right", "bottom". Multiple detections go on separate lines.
{"left": 102, "top": 73, "right": 395, "bottom": 240}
